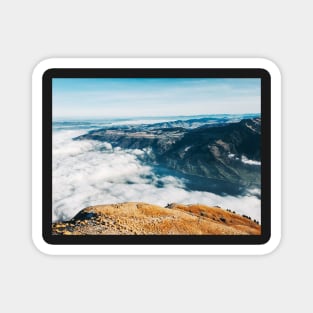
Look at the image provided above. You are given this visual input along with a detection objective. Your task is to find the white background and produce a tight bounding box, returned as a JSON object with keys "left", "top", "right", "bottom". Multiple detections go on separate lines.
{"left": 0, "top": 1, "right": 311, "bottom": 312}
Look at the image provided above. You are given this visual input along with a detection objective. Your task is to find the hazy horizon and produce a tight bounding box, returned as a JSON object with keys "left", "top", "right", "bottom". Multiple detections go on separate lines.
{"left": 53, "top": 112, "right": 261, "bottom": 121}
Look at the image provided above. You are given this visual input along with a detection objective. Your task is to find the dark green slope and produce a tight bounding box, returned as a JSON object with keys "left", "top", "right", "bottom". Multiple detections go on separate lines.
{"left": 74, "top": 118, "right": 261, "bottom": 186}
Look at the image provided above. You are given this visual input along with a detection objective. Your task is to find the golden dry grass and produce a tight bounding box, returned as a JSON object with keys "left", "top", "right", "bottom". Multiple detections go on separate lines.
{"left": 52, "top": 202, "right": 261, "bottom": 235}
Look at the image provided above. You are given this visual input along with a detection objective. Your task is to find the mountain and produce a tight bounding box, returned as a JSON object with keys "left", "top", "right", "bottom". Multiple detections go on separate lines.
{"left": 52, "top": 202, "right": 261, "bottom": 235}
{"left": 74, "top": 118, "right": 261, "bottom": 187}
{"left": 160, "top": 118, "right": 261, "bottom": 186}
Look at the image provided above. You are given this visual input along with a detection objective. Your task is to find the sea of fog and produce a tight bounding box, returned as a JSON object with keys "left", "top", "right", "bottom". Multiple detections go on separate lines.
{"left": 52, "top": 115, "right": 261, "bottom": 222}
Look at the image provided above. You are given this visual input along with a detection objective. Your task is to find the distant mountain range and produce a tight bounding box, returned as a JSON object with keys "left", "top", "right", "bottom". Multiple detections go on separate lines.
{"left": 74, "top": 117, "right": 261, "bottom": 187}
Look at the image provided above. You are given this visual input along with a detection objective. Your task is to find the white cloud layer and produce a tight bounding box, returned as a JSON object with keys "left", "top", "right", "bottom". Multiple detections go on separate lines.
{"left": 241, "top": 155, "right": 261, "bottom": 166}
{"left": 53, "top": 130, "right": 261, "bottom": 222}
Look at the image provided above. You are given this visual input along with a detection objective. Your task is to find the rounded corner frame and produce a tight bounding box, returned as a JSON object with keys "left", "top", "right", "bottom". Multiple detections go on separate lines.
{"left": 32, "top": 58, "right": 281, "bottom": 255}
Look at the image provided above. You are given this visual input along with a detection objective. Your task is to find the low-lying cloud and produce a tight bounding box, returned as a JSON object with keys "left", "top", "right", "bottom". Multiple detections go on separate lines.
{"left": 53, "top": 130, "right": 261, "bottom": 222}
{"left": 241, "top": 155, "right": 261, "bottom": 166}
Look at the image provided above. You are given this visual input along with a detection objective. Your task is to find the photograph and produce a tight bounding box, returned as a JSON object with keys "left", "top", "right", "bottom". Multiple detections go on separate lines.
{"left": 51, "top": 77, "right": 262, "bottom": 235}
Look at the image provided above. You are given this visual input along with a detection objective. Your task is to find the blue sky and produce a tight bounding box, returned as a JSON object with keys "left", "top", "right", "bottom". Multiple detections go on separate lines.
{"left": 52, "top": 78, "right": 260, "bottom": 118}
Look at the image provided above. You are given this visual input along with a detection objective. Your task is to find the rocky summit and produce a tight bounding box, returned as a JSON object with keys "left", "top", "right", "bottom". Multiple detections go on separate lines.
{"left": 52, "top": 202, "right": 261, "bottom": 235}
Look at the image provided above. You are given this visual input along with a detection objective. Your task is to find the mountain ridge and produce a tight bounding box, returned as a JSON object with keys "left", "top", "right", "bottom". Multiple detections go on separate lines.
{"left": 52, "top": 202, "right": 261, "bottom": 235}
{"left": 74, "top": 118, "right": 261, "bottom": 187}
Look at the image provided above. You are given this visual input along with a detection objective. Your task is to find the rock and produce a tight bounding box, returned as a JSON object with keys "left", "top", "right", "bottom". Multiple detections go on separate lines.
{"left": 55, "top": 224, "right": 65, "bottom": 228}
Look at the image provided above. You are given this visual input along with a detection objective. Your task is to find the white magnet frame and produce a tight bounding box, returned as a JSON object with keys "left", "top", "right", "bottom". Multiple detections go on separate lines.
{"left": 32, "top": 58, "right": 281, "bottom": 255}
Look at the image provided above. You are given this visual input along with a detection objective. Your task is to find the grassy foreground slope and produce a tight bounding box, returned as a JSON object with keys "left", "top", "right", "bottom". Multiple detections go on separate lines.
{"left": 52, "top": 202, "right": 261, "bottom": 235}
